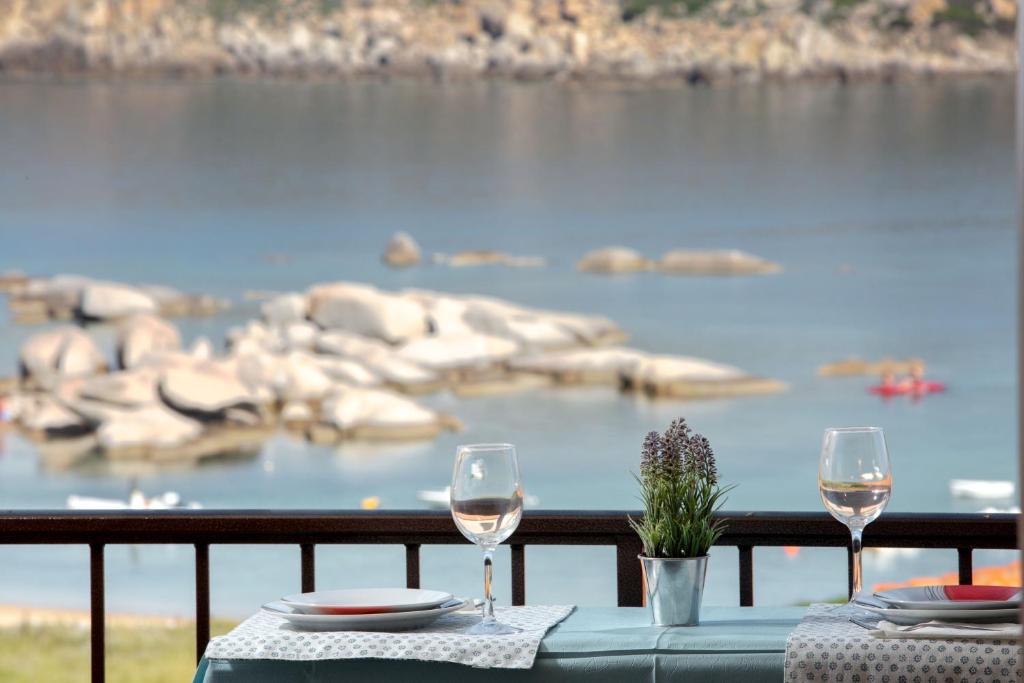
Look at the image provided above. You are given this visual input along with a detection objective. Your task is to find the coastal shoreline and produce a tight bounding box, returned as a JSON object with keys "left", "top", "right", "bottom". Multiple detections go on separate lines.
{"left": 0, "top": 0, "right": 1016, "bottom": 85}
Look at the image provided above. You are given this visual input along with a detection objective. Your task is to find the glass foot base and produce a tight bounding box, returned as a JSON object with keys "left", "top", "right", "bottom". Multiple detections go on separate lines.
{"left": 464, "top": 618, "right": 522, "bottom": 635}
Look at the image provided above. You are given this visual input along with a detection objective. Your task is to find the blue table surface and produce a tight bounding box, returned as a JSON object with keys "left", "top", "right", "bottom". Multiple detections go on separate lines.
{"left": 195, "top": 606, "right": 806, "bottom": 682}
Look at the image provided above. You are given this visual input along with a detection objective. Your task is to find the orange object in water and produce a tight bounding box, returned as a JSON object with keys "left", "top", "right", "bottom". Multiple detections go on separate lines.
{"left": 783, "top": 546, "right": 800, "bottom": 558}
{"left": 873, "top": 560, "right": 1021, "bottom": 593}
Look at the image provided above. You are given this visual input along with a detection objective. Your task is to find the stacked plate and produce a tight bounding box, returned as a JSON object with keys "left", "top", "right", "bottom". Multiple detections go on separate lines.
{"left": 857, "top": 585, "right": 1021, "bottom": 625}
{"left": 262, "top": 588, "right": 470, "bottom": 631}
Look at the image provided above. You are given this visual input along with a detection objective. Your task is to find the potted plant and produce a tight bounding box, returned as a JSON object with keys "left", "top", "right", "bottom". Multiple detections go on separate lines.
{"left": 630, "top": 418, "right": 731, "bottom": 626}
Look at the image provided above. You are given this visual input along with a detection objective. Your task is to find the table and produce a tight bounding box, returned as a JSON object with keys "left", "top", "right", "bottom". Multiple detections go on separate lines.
{"left": 193, "top": 606, "right": 805, "bottom": 682}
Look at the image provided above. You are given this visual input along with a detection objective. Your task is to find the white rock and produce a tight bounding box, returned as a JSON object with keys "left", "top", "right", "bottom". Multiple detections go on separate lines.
{"left": 577, "top": 247, "right": 652, "bottom": 274}
{"left": 76, "top": 368, "right": 161, "bottom": 408}
{"left": 460, "top": 298, "right": 579, "bottom": 349}
{"left": 261, "top": 293, "right": 308, "bottom": 326}
{"left": 189, "top": 336, "right": 214, "bottom": 360}
{"left": 159, "top": 362, "right": 258, "bottom": 416}
{"left": 97, "top": 405, "right": 203, "bottom": 451}
{"left": 403, "top": 291, "right": 475, "bottom": 337}
{"left": 320, "top": 387, "right": 442, "bottom": 436}
{"left": 317, "top": 331, "right": 440, "bottom": 390}
{"left": 382, "top": 231, "right": 422, "bottom": 268}
{"left": 117, "top": 314, "right": 181, "bottom": 369}
{"left": 19, "top": 395, "right": 88, "bottom": 435}
{"left": 657, "top": 249, "right": 781, "bottom": 275}
{"left": 313, "top": 356, "right": 381, "bottom": 387}
{"left": 510, "top": 347, "right": 648, "bottom": 384}
{"left": 307, "top": 282, "right": 428, "bottom": 343}
{"left": 20, "top": 326, "right": 106, "bottom": 389}
{"left": 278, "top": 351, "right": 334, "bottom": 401}
{"left": 78, "top": 282, "right": 158, "bottom": 320}
{"left": 282, "top": 321, "right": 319, "bottom": 351}
{"left": 396, "top": 333, "right": 519, "bottom": 370}
{"left": 621, "top": 355, "right": 785, "bottom": 398}
{"left": 281, "top": 400, "right": 314, "bottom": 424}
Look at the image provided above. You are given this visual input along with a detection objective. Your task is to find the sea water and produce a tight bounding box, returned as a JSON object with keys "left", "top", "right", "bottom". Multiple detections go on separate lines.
{"left": 0, "top": 77, "right": 1016, "bottom": 615}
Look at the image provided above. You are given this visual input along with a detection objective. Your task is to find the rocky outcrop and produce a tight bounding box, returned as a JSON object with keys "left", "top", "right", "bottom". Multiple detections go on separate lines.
{"left": 19, "top": 326, "right": 107, "bottom": 389}
{"left": 818, "top": 357, "right": 925, "bottom": 376}
{"left": 510, "top": 347, "right": 649, "bottom": 384}
{"left": 0, "top": 0, "right": 1013, "bottom": 83}
{"left": 382, "top": 232, "right": 422, "bottom": 268}
{"left": 159, "top": 362, "right": 260, "bottom": 419}
{"left": 117, "top": 314, "right": 181, "bottom": 369}
{"left": 307, "top": 282, "right": 429, "bottom": 344}
{"left": 316, "top": 387, "right": 454, "bottom": 441}
{"left": 578, "top": 247, "right": 652, "bottom": 274}
{"left": 96, "top": 404, "right": 203, "bottom": 453}
{"left": 657, "top": 250, "right": 781, "bottom": 276}
{"left": 9, "top": 277, "right": 783, "bottom": 464}
{"left": 621, "top": 355, "right": 785, "bottom": 398}
{"left": 580, "top": 247, "right": 780, "bottom": 276}
{"left": 79, "top": 282, "right": 158, "bottom": 320}
{"left": 4, "top": 275, "right": 227, "bottom": 324}
{"left": 260, "top": 293, "right": 307, "bottom": 326}
{"left": 433, "top": 251, "right": 546, "bottom": 268}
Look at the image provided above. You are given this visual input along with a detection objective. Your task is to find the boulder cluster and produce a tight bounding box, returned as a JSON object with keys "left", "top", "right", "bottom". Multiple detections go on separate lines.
{"left": 1, "top": 274, "right": 226, "bottom": 324}
{"left": 3, "top": 276, "right": 783, "bottom": 466}
{"left": 577, "top": 246, "right": 781, "bottom": 275}
{"left": 0, "top": 0, "right": 1014, "bottom": 83}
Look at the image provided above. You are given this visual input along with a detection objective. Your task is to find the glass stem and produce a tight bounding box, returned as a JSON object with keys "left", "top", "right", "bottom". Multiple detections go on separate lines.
{"left": 482, "top": 546, "right": 496, "bottom": 621}
{"left": 849, "top": 526, "right": 864, "bottom": 601}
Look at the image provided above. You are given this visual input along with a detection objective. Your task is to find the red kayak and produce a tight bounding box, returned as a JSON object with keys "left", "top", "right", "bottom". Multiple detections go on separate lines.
{"left": 869, "top": 381, "right": 946, "bottom": 396}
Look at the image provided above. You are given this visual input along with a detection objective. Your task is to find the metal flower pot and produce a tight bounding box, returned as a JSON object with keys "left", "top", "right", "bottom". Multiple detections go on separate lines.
{"left": 640, "top": 555, "right": 708, "bottom": 626}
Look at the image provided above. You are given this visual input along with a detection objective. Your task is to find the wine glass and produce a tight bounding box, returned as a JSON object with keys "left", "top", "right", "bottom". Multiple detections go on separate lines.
{"left": 451, "top": 443, "right": 524, "bottom": 635}
{"left": 819, "top": 427, "right": 892, "bottom": 606}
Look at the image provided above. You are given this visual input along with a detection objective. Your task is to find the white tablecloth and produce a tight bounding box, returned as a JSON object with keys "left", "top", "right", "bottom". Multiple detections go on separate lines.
{"left": 785, "top": 604, "right": 1022, "bottom": 682}
{"left": 204, "top": 605, "right": 575, "bottom": 670}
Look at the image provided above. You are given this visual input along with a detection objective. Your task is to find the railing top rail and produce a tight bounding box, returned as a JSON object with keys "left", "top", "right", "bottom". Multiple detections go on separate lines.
{"left": 0, "top": 510, "right": 1016, "bottom": 548}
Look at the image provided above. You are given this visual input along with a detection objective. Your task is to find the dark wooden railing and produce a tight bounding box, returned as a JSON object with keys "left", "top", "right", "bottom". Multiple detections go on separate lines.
{"left": 0, "top": 510, "right": 1017, "bottom": 683}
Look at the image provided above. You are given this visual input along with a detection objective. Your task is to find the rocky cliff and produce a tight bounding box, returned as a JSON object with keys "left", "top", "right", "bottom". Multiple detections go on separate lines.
{"left": 0, "top": 0, "right": 1015, "bottom": 82}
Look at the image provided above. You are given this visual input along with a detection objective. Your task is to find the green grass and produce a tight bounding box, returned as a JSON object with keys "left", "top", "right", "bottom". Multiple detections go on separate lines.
{"left": 621, "top": 0, "right": 712, "bottom": 22}
{"left": 930, "top": 0, "right": 994, "bottom": 36}
{"left": 0, "top": 619, "right": 237, "bottom": 683}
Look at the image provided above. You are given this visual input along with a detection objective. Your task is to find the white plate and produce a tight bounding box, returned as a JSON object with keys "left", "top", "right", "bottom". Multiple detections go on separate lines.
{"left": 856, "top": 603, "right": 1020, "bottom": 625}
{"left": 262, "top": 598, "right": 470, "bottom": 631}
{"left": 874, "top": 585, "right": 1022, "bottom": 611}
{"left": 280, "top": 588, "right": 453, "bottom": 615}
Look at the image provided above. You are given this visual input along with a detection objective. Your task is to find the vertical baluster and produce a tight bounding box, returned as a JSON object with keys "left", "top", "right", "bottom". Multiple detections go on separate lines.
{"left": 737, "top": 545, "right": 754, "bottom": 607}
{"left": 957, "top": 548, "right": 973, "bottom": 585}
{"left": 405, "top": 544, "right": 421, "bottom": 589}
{"left": 511, "top": 544, "right": 525, "bottom": 606}
{"left": 90, "top": 543, "right": 105, "bottom": 683}
{"left": 300, "top": 544, "right": 316, "bottom": 593}
{"left": 615, "top": 536, "right": 644, "bottom": 607}
{"left": 195, "top": 543, "right": 210, "bottom": 664}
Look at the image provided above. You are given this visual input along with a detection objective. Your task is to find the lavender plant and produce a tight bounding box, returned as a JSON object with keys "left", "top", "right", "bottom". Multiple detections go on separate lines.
{"left": 630, "top": 418, "right": 732, "bottom": 558}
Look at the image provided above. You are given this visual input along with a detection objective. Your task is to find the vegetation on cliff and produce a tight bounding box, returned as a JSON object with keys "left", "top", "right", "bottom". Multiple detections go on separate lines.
{"left": 0, "top": 0, "right": 1016, "bottom": 83}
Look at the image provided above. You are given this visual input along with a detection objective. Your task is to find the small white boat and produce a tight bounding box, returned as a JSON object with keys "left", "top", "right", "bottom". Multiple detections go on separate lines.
{"left": 417, "top": 486, "right": 540, "bottom": 510}
{"left": 979, "top": 506, "right": 1021, "bottom": 514}
{"left": 949, "top": 479, "right": 1015, "bottom": 500}
{"left": 67, "top": 487, "right": 202, "bottom": 510}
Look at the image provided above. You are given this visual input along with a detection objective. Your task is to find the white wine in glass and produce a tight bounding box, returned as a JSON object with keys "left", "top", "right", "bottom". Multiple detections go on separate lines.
{"left": 451, "top": 443, "right": 523, "bottom": 635}
{"left": 818, "top": 427, "right": 892, "bottom": 605}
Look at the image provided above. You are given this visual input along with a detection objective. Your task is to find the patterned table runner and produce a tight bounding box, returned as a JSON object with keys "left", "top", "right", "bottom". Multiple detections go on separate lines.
{"left": 785, "top": 604, "right": 1022, "bottom": 682}
{"left": 204, "top": 605, "right": 574, "bottom": 670}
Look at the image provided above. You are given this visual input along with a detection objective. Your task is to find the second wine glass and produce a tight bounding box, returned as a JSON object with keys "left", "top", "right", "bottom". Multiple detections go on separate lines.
{"left": 451, "top": 443, "right": 524, "bottom": 635}
{"left": 818, "top": 426, "right": 892, "bottom": 606}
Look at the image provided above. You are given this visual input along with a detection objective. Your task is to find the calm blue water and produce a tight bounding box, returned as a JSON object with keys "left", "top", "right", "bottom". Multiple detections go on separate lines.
{"left": 0, "top": 77, "right": 1016, "bottom": 617}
